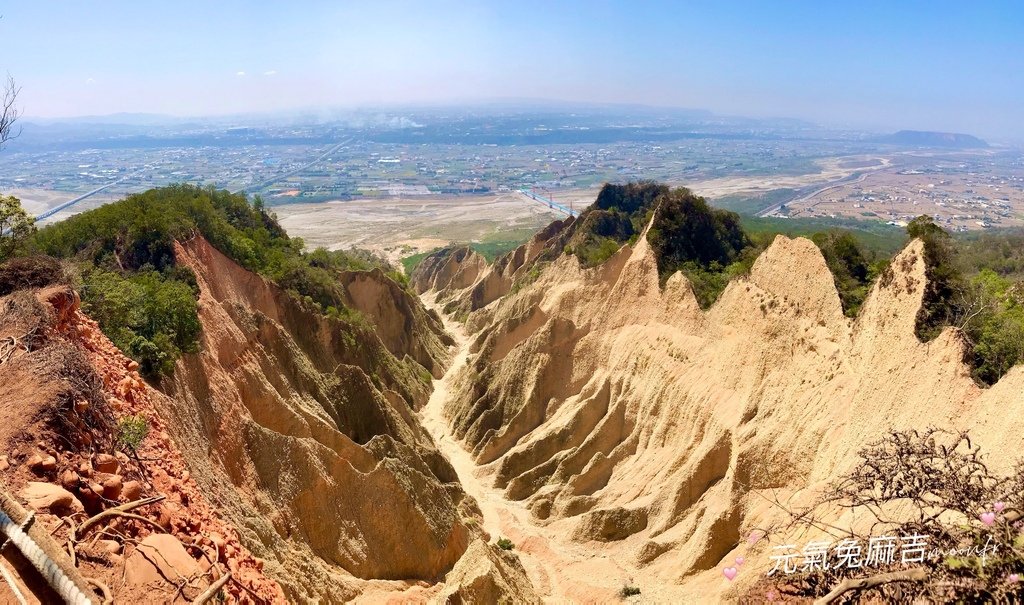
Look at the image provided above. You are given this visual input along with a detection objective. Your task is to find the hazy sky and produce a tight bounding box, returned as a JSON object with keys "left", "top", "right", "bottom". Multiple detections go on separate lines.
{"left": 3, "top": 1, "right": 1022, "bottom": 137}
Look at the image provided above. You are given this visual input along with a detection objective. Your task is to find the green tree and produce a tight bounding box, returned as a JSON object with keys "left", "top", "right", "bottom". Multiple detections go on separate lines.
{"left": 0, "top": 195, "right": 35, "bottom": 261}
{"left": 811, "top": 230, "right": 872, "bottom": 316}
{"left": 906, "top": 215, "right": 965, "bottom": 340}
{"left": 81, "top": 268, "right": 201, "bottom": 377}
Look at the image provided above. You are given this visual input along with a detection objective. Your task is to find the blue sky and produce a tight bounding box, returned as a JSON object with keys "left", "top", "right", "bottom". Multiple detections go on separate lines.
{"left": 2, "top": 1, "right": 1022, "bottom": 137}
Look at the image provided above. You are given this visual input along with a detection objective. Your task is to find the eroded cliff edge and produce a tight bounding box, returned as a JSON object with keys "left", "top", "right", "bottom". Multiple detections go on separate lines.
{"left": 160, "top": 235, "right": 504, "bottom": 601}
{"left": 413, "top": 218, "right": 1024, "bottom": 600}
{"left": 0, "top": 233, "right": 539, "bottom": 604}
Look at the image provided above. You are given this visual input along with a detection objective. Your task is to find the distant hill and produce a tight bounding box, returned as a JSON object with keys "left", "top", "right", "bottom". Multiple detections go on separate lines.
{"left": 877, "top": 129, "right": 988, "bottom": 148}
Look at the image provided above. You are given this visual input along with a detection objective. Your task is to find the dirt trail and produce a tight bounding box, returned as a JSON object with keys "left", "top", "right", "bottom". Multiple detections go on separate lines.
{"left": 419, "top": 294, "right": 642, "bottom": 603}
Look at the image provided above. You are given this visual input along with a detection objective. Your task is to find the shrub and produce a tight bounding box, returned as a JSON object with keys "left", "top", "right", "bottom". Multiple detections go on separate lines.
{"left": 620, "top": 585, "right": 641, "bottom": 597}
{"left": 566, "top": 182, "right": 757, "bottom": 308}
{"left": 811, "top": 230, "right": 876, "bottom": 317}
{"left": 0, "top": 255, "right": 65, "bottom": 295}
{"left": 647, "top": 188, "right": 750, "bottom": 275}
{"left": 81, "top": 268, "right": 201, "bottom": 377}
{"left": 496, "top": 537, "right": 514, "bottom": 551}
{"left": 903, "top": 216, "right": 1024, "bottom": 385}
{"left": 908, "top": 215, "right": 965, "bottom": 342}
{"left": 0, "top": 195, "right": 36, "bottom": 262}
{"left": 27, "top": 185, "right": 407, "bottom": 376}
{"left": 116, "top": 414, "right": 149, "bottom": 451}
{"left": 751, "top": 428, "right": 1024, "bottom": 602}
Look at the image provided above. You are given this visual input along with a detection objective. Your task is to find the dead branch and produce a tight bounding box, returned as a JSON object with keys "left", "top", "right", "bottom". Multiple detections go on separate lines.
{"left": 75, "top": 495, "right": 165, "bottom": 539}
{"left": 190, "top": 571, "right": 232, "bottom": 605}
{"left": 814, "top": 567, "right": 928, "bottom": 605}
{"left": 86, "top": 577, "right": 113, "bottom": 605}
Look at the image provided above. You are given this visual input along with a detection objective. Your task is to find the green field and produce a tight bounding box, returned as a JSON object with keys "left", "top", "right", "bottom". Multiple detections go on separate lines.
{"left": 711, "top": 188, "right": 798, "bottom": 216}
{"left": 400, "top": 227, "right": 540, "bottom": 275}
{"left": 741, "top": 215, "right": 908, "bottom": 257}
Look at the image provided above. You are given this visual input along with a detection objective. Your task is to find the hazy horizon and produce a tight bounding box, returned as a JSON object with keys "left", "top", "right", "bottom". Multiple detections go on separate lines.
{"left": 4, "top": 1, "right": 1023, "bottom": 139}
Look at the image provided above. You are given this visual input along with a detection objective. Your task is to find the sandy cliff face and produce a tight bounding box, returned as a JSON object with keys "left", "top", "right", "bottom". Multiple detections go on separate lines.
{"left": 412, "top": 246, "right": 489, "bottom": 297}
{"left": 417, "top": 225, "right": 1024, "bottom": 600}
{"left": 1, "top": 236, "right": 540, "bottom": 604}
{"left": 160, "top": 236, "right": 476, "bottom": 601}
{"left": 338, "top": 267, "right": 454, "bottom": 379}
{"left": 412, "top": 218, "right": 574, "bottom": 320}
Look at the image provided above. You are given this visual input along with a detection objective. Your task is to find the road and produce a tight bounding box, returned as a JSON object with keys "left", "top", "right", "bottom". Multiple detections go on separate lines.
{"left": 755, "top": 158, "right": 892, "bottom": 217}
{"left": 235, "top": 137, "right": 352, "bottom": 195}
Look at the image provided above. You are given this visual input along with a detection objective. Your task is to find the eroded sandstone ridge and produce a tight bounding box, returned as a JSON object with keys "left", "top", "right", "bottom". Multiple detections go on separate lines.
{"left": 0, "top": 236, "right": 538, "bottom": 604}
{"left": 413, "top": 217, "right": 1024, "bottom": 601}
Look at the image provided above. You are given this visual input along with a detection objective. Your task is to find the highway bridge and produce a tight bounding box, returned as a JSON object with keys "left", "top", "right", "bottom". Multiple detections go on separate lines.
{"left": 518, "top": 188, "right": 580, "bottom": 218}
{"left": 34, "top": 179, "right": 125, "bottom": 222}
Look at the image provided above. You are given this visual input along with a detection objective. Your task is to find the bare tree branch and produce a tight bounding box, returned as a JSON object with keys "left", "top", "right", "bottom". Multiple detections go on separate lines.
{"left": 1, "top": 73, "right": 22, "bottom": 150}
{"left": 814, "top": 567, "right": 929, "bottom": 605}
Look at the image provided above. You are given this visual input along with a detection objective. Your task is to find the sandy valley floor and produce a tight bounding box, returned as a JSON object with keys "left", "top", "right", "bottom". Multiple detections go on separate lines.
{"left": 274, "top": 192, "right": 569, "bottom": 264}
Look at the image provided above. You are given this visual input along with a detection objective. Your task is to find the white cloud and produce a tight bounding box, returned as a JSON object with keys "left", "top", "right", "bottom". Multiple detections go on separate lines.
{"left": 236, "top": 71, "right": 246, "bottom": 77}
{"left": 263, "top": 70, "right": 277, "bottom": 76}
{"left": 85, "top": 77, "right": 95, "bottom": 85}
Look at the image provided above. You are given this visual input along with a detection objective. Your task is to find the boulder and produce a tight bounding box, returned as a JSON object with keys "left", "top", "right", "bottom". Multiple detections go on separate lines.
{"left": 27, "top": 454, "right": 57, "bottom": 474}
{"left": 125, "top": 534, "right": 201, "bottom": 588}
{"left": 92, "top": 453, "right": 119, "bottom": 474}
{"left": 122, "top": 480, "right": 143, "bottom": 501}
{"left": 21, "top": 482, "right": 84, "bottom": 515}
{"left": 102, "top": 475, "right": 123, "bottom": 500}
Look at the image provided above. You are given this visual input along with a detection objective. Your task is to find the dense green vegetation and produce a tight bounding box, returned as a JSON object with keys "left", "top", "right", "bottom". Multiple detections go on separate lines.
{"left": 565, "top": 182, "right": 665, "bottom": 266}
{"left": 908, "top": 216, "right": 1024, "bottom": 385}
{"left": 741, "top": 215, "right": 906, "bottom": 258}
{"left": 81, "top": 268, "right": 202, "bottom": 376}
{"left": 810, "top": 230, "right": 888, "bottom": 317}
{"left": 646, "top": 187, "right": 752, "bottom": 307}
{"left": 565, "top": 182, "right": 757, "bottom": 308}
{"left": 28, "top": 185, "right": 393, "bottom": 377}
{"left": 0, "top": 194, "right": 36, "bottom": 262}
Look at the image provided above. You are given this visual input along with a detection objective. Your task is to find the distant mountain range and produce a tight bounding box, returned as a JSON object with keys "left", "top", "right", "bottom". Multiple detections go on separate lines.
{"left": 876, "top": 130, "right": 988, "bottom": 148}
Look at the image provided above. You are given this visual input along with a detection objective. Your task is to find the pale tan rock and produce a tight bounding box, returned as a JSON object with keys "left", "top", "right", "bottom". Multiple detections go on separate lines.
{"left": 124, "top": 534, "right": 201, "bottom": 587}
{"left": 21, "top": 482, "right": 84, "bottom": 514}
{"left": 414, "top": 231, "right": 1024, "bottom": 601}
{"left": 438, "top": 539, "right": 540, "bottom": 604}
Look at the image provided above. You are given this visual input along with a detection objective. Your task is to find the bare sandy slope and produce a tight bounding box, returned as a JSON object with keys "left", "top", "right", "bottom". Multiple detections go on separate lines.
{"left": 274, "top": 193, "right": 564, "bottom": 264}
{"left": 420, "top": 293, "right": 697, "bottom": 603}
{"left": 416, "top": 222, "right": 1024, "bottom": 603}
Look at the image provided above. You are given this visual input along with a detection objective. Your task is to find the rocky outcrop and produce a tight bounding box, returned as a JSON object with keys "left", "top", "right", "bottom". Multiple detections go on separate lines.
{"left": 0, "top": 280, "right": 285, "bottom": 603}
{"left": 411, "top": 246, "right": 488, "bottom": 295}
{"left": 411, "top": 218, "right": 574, "bottom": 322}
{"left": 338, "top": 267, "right": 454, "bottom": 379}
{"left": 438, "top": 539, "right": 540, "bottom": 604}
{"left": 1, "top": 237, "right": 539, "bottom": 603}
{"left": 421, "top": 225, "right": 1024, "bottom": 600}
